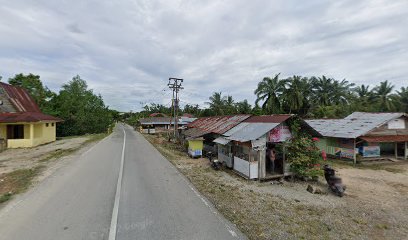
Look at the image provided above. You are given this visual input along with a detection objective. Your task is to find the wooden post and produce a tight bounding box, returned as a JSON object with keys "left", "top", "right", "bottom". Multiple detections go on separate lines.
{"left": 353, "top": 138, "right": 357, "bottom": 165}
{"left": 395, "top": 142, "right": 398, "bottom": 160}
{"left": 404, "top": 142, "right": 407, "bottom": 160}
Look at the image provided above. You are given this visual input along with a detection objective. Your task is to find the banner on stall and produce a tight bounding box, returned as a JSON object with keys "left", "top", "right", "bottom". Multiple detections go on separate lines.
{"left": 362, "top": 146, "right": 380, "bottom": 157}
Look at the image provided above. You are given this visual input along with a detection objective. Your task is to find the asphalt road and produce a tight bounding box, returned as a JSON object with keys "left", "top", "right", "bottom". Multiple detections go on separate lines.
{"left": 0, "top": 124, "right": 245, "bottom": 240}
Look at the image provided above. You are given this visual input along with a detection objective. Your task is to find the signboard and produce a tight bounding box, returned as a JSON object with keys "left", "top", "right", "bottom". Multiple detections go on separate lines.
{"left": 362, "top": 146, "right": 380, "bottom": 157}
{"left": 269, "top": 124, "right": 292, "bottom": 142}
{"left": 335, "top": 147, "right": 355, "bottom": 159}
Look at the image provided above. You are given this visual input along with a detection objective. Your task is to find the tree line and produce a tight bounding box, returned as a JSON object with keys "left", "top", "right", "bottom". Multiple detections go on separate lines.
{"left": 2, "top": 73, "right": 116, "bottom": 136}
{"left": 128, "top": 73, "right": 407, "bottom": 121}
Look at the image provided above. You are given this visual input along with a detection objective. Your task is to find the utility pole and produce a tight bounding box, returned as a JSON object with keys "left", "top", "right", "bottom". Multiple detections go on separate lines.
{"left": 168, "top": 78, "right": 183, "bottom": 139}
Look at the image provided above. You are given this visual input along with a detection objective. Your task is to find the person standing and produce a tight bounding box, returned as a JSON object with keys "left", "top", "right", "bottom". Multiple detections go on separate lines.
{"left": 269, "top": 147, "right": 276, "bottom": 173}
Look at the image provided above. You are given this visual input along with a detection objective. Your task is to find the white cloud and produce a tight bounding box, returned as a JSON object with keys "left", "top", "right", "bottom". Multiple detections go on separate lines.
{"left": 0, "top": 0, "right": 407, "bottom": 111}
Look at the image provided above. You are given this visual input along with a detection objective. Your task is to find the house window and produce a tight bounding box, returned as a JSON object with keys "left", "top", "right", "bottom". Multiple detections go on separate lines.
{"left": 7, "top": 125, "right": 24, "bottom": 139}
{"left": 51, "top": 123, "right": 55, "bottom": 127}
{"left": 46, "top": 123, "right": 49, "bottom": 127}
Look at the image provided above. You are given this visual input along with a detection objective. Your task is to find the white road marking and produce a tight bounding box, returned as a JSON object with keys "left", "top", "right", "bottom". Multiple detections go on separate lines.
{"left": 108, "top": 126, "right": 126, "bottom": 240}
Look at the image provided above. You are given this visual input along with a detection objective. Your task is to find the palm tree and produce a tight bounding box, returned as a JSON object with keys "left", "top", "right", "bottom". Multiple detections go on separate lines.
{"left": 254, "top": 73, "right": 287, "bottom": 114}
{"left": 396, "top": 87, "right": 408, "bottom": 112}
{"left": 311, "top": 75, "right": 332, "bottom": 106}
{"left": 235, "top": 100, "right": 252, "bottom": 114}
{"left": 331, "top": 79, "right": 354, "bottom": 105}
{"left": 373, "top": 80, "right": 395, "bottom": 111}
{"left": 224, "top": 95, "right": 236, "bottom": 115}
{"left": 206, "top": 92, "right": 226, "bottom": 115}
{"left": 284, "top": 76, "right": 311, "bottom": 114}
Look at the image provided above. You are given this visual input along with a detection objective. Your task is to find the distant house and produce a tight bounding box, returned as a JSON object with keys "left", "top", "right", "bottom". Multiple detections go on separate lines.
{"left": 0, "top": 82, "right": 62, "bottom": 149}
{"left": 214, "top": 115, "right": 319, "bottom": 180}
{"left": 307, "top": 112, "right": 408, "bottom": 163}
{"left": 183, "top": 115, "right": 251, "bottom": 157}
{"left": 139, "top": 116, "right": 196, "bottom": 134}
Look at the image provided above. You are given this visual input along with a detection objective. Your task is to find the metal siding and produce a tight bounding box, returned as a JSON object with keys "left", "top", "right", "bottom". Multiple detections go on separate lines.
{"left": 226, "top": 123, "right": 280, "bottom": 142}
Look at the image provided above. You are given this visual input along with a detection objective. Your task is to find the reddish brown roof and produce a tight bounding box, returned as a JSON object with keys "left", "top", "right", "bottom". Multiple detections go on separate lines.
{"left": 360, "top": 135, "right": 408, "bottom": 143}
{"left": 187, "top": 115, "right": 251, "bottom": 135}
{"left": 149, "top": 113, "right": 168, "bottom": 117}
{"left": 0, "top": 82, "right": 41, "bottom": 112}
{"left": 0, "top": 112, "right": 62, "bottom": 123}
{"left": 244, "top": 114, "right": 293, "bottom": 123}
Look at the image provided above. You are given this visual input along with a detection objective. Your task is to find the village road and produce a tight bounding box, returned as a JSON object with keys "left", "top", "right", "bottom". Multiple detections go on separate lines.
{"left": 0, "top": 124, "right": 245, "bottom": 240}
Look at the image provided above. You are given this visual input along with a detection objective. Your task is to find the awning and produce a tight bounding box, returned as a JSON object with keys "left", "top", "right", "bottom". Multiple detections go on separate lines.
{"left": 360, "top": 135, "right": 408, "bottom": 143}
{"left": 213, "top": 137, "right": 231, "bottom": 145}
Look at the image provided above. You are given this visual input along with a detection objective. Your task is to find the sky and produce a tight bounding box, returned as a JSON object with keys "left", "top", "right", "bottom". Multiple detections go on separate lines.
{"left": 0, "top": 0, "right": 407, "bottom": 112}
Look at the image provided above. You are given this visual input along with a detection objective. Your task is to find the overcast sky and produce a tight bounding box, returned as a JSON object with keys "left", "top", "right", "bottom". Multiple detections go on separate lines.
{"left": 1, "top": 0, "right": 407, "bottom": 111}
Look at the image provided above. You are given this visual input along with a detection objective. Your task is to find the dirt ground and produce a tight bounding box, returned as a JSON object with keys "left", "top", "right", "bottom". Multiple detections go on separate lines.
{"left": 145, "top": 134, "right": 408, "bottom": 240}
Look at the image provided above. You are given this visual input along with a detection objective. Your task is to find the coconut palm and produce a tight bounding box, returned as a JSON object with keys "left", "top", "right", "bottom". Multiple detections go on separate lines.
{"left": 396, "top": 87, "right": 408, "bottom": 112}
{"left": 206, "top": 92, "right": 226, "bottom": 115}
{"left": 284, "top": 75, "right": 311, "bottom": 114}
{"left": 235, "top": 99, "right": 252, "bottom": 114}
{"left": 254, "top": 73, "right": 287, "bottom": 114}
{"left": 373, "top": 80, "right": 395, "bottom": 111}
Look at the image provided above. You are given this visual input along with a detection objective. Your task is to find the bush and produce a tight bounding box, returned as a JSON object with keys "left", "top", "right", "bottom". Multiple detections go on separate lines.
{"left": 286, "top": 136, "right": 323, "bottom": 178}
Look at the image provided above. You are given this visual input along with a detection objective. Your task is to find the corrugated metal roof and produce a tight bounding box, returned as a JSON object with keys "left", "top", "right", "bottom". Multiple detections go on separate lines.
{"left": 226, "top": 122, "right": 280, "bottom": 142}
{"left": 187, "top": 115, "right": 251, "bottom": 135}
{"left": 0, "top": 112, "right": 62, "bottom": 123}
{"left": 183, "top": 128, "right": 209, "bottom": 138}
{"left": 360, "top": 135, "right": 408, "bottom": 142}
{"left": 306, "top": 112, "right": 406, "bottom": 138}
{"left": 0, "top": 82, "right": 41, "bottom": 112}
{"left": 213, "top": 137, "right": 231, "bottom": 145}
{"left": 139, "top": 117, "right": 196, "bottom": 125}
{"left": 244, "top": 114, "right": 293, "bottom": 123}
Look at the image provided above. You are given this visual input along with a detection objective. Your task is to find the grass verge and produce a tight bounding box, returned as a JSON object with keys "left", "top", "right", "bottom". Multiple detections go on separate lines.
{"left": 0, "top": 166, "right": 45, "bottom": 204}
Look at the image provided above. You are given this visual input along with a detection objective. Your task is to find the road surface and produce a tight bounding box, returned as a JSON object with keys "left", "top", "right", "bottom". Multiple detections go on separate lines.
{"left": 0, "top": 124, "right": 245, "bottom": 240}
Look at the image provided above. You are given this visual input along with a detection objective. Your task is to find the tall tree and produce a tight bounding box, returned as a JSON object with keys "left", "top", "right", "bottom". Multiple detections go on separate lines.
{"left": 51, "top": 75, "right": 113, "bottom": 136}
{"left": 373, "top": 80, "right": 395, "bottom": 111}
{"left": 396, "top": 87, "right": 408, "bottom": 112}
{"left": 235, "top": 99, "right": 252, "bottom": 114}
{"left": 8, "top": 73, "right": 54, "bottom": 110}
{"left": 206, "top": 92, "right": 227, "bottom": 115}
{"left": 284, "top": 76, "right": 311, "bottom": 114}
{"left": 254, "top": 73, "right": 286, "bottom": 114}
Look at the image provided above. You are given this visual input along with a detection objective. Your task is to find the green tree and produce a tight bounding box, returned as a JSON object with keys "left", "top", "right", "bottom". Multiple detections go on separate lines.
{"left": 8, "top": 73, "right": 54, "bottom": 110}
{"left": 373, "top": 80, "right": 395, "bottom": 111}
{"left": 396, "top": 87, "right": 408, "bottom": 112}
{"left": 51, "top": 75, "right": 113, "bottom": 136}
{"left": 206, "top": 92, "right": 227, "bottom": 115}
{"left": 254, "top": 73, "right": 286, "bottom": 114}
{"left": 235, "top": 99, "right": 252, "bottom": 114}
{"left": 283, "top": 76, "right": 311, "bottom": 115}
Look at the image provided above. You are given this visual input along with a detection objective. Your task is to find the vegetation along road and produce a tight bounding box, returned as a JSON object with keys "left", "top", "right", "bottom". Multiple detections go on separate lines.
{"left": 0, "top": 123, "right": 245, "bottom": 240}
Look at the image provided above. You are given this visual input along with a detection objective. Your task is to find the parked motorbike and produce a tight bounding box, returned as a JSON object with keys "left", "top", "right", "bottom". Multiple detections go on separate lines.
{"left": 207, "top": 151, "right": 221, "bottom": 170}
{"left": 323, "top": 164, "right": 346, "bottom": 197}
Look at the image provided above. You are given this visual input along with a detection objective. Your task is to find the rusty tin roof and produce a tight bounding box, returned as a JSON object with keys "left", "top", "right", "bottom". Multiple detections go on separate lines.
{"left": 0, "top": 82, "right": 41, "bottom": 112}
{"left": 187, "top": 114, "right": 251, "bottom": 135}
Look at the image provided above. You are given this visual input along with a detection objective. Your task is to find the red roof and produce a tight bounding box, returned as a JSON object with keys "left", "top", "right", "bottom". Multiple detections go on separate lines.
{"left": 149, "top": 113, "right": 168, "bottom": 117}
{"left": 0, "top": 112, "right": 62, "bottom": 123}
{"left": 0, "top": 82, "right": 41, "bottom": 112}
{"left": 187, "top": 115, "right": 251, "bottom": 135}
{"left": 0, "top": 82, "right": 62, "bottom": 123}
{"left": 182, "top": 113, "right": 194, "bottom": 118}
{"left": 360, "top": 135, "right": 408, "bottom": 143}
{"left": 244, "top": 114, "right": 293, "bottom": 123}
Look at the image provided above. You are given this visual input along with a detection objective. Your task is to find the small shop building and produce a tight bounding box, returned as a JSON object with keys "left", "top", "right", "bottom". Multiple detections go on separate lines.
{"left": 182, "top": 115, "right": 251, "bottom": 158}
{"left": 307, "top": 112, "right": 408, "bottom": 164}
{"left": 214, "top": 115, "right": 320, "bottom": 180}
{"left": 0, "top": 82, "right": 62, "bottom": 149}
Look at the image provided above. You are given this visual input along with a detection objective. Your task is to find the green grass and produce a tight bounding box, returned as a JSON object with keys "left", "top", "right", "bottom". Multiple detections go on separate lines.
{"left": 0, "top": 166, "right": 45, "bottom": 204}
{"left": 40, "top": 133, "right": 109, "bottom": 162}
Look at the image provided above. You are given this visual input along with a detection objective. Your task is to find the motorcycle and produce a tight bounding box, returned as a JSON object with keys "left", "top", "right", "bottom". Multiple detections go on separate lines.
{"left": 207, "top": 151, "right": 221, "bottom": 170}
{"left": 323, "top": 164, "right": 346, "bottom": 197}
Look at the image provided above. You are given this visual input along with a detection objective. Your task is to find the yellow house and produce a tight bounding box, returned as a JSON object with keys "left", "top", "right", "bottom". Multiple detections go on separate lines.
{"left": 0, "top": 82, "right": 62, "bottom": 149}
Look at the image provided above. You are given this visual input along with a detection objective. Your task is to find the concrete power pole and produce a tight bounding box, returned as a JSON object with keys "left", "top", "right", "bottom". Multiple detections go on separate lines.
{"left": 168, "top": 78, "right": 183, "bottom": 139}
